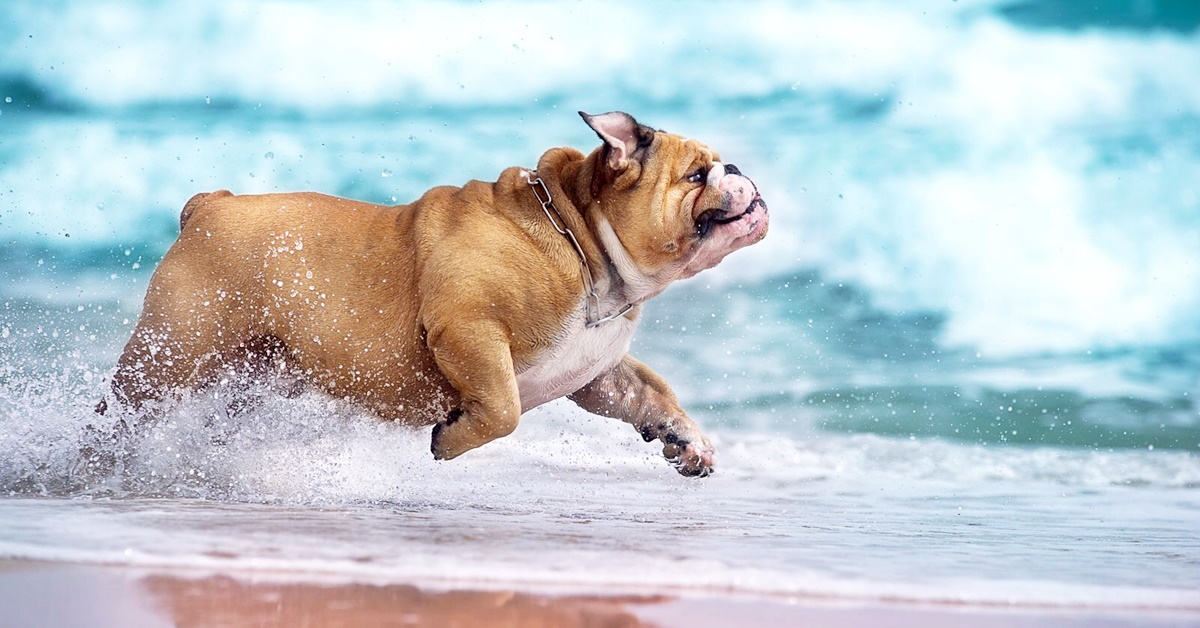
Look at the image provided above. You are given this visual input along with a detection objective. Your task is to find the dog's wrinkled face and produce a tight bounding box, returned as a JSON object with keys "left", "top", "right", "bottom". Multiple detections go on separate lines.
{"left": 581, "top": 111, "right": 769, "bottom": 294}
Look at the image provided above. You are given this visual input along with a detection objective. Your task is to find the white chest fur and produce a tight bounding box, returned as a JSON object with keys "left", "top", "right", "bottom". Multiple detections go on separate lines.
{"left": 515, "top": 311, "right": 638, "bottom": 412}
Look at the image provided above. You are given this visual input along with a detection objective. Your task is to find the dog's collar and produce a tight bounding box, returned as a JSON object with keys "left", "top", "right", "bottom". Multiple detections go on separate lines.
{"left": 520, "top": 169, "right": 635, "bottom": 328}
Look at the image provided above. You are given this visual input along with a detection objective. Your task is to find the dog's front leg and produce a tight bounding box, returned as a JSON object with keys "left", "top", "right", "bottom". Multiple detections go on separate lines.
{"left": 426, "top": 321, "right": 522, "bottom": 460}
{"left": 569, "top": 355, "right": 715, "bottom": 477}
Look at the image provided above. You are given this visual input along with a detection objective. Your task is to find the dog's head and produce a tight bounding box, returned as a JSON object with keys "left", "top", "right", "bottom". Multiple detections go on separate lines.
{"left": 579, "top": 111, "right": 768, "bottom": 299}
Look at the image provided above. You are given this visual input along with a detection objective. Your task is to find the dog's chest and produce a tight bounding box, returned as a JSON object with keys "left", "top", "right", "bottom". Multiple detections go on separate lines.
{"left": 515, "top": 315, "right": 638, "bottom": 411}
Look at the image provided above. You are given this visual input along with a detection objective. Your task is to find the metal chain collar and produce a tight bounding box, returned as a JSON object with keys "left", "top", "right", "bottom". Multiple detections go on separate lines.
{"left": 521, "top": 170, "right": 634, "bottom": 328}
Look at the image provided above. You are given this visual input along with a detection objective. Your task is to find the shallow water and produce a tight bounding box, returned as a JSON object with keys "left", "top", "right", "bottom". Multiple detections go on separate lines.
{"left": 2, "top": 0, "right": 1199, "bottom": 614}
{"left": 1, "top": 403, "right": 1198, "bottom": 608}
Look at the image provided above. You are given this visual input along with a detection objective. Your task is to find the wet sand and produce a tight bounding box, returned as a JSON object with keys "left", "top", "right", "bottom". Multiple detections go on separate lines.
{"left": 0, "top": 560, "right": 1194, "bottom": 628}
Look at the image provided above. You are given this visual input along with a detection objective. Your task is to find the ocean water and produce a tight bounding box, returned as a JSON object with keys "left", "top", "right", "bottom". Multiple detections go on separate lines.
{"left": 2, "top": 0, "right": 1199, "bottom": 616}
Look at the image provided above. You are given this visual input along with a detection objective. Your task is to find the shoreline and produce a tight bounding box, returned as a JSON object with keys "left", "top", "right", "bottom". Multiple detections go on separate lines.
{"left": 1, "top": 561, "right": 1196, "bottom": 628}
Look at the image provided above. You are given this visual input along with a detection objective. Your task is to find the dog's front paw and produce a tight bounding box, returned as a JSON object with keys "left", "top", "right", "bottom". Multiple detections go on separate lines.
{"left": 430, "top": 409, "right": 466, "bottom": 460}
{"left": 661, "top": 432, "right": 715, "bottom": 478}
{"left": 431, "top": 406, "right": 517, "bottom": 460}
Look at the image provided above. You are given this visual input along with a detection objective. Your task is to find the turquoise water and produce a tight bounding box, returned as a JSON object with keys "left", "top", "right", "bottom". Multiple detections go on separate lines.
{"left": 1, "top": 0, "right": 1199, "bottom": 614}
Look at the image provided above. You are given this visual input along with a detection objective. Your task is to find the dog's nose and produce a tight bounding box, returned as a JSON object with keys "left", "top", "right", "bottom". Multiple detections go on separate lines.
{"left": 723, "top": 164, "right": 741, "bottom": 176}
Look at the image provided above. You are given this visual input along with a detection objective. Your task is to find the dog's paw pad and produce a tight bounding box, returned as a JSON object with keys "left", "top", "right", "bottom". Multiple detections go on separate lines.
{"left": 663, "top": 439, "right": 715, "bottom": 478}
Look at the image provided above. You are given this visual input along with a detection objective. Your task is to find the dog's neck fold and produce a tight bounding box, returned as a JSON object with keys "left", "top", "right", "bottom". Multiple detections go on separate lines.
{"left": 521, "top": 158, "right": 639, "bottom": 327}
{"left": 591, "top": 217, "right": 666, "bottom": 305}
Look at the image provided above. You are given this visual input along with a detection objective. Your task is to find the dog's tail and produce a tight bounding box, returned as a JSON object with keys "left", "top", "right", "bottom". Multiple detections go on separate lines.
{"left": 179, "top": 189, "right": 234, "bottom": 230}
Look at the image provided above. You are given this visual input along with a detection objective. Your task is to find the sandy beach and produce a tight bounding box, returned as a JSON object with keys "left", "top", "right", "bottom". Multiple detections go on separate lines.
{"left": 1, "top": 560, "right": 1194, "bottom": 628}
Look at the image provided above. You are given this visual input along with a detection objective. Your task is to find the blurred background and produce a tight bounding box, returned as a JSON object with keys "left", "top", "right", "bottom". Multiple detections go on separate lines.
{"left": 1, "top": 0, "right": 1198, "bottom": 453}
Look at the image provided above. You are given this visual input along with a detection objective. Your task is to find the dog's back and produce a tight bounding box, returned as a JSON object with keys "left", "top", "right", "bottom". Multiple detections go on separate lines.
{"left": 108, "top": 191, "right": 449, "bottom": 420}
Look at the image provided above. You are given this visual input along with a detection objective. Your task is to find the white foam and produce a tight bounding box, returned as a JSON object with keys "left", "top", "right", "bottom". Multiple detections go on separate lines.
{"left": 2, "top": 370, "right": 1197, "bottom": 504}
{"left": 1, "top": 369, "right": 1199, "bottom": 607}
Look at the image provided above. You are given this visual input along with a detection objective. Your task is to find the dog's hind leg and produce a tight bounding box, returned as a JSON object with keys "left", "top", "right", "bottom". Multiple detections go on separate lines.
{"left": 84, "top": 258, "right": 238, "bottom": 478}
{"left": 105, "top": 252, "right": 249, "bottom": 416}
{"left": 108, "top": 318, "right": 229, "bottom": 415}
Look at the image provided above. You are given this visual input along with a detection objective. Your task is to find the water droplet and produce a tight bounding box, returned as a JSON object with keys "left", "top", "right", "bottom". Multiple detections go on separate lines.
{"left": 264, "top": 151, "right": 275, "bottom": 159}
{"left": 3, "top": 96, "right": 10, "bottom": 103}
{"left": 381, "top": 169, "right": 393, "bottom": 178}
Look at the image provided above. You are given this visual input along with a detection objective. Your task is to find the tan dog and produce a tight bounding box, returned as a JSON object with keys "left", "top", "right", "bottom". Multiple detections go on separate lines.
{"left": 100, "top": 111, "right": 768, "bottom": 476}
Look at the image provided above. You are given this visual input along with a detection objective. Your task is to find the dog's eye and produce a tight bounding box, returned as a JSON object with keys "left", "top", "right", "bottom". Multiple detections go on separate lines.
{"left": 686, "top": 169, "right": 705, "bottom": 184}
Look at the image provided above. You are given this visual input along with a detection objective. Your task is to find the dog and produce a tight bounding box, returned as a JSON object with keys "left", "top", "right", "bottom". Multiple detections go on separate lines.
{"left": 98, "top": 111, "right": 768, "bottom": 477}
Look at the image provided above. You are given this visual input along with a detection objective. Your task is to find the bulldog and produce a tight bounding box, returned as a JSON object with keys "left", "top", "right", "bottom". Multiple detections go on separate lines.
{"left": 99, "top": 111, "right": 768, "bottom": 477}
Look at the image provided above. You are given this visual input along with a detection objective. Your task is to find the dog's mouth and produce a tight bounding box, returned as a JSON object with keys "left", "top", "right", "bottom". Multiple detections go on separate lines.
{"left": 714, "top": 194, "right": 767, "bottom": 224}
{"left": 696, "top": 194, "right": 767, "bottom": 238}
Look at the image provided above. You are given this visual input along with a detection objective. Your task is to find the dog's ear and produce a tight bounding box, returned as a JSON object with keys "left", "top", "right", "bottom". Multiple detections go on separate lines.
{"left": 579, "top": 111, "right": 655, "bottom": 171}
